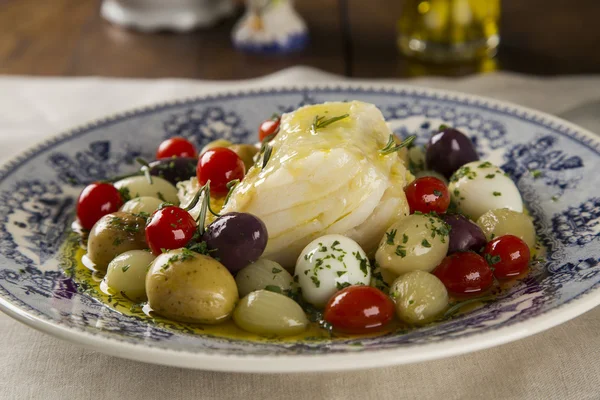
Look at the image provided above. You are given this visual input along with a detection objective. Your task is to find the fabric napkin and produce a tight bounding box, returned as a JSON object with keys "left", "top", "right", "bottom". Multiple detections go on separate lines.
{"left": 1, "top": 67, "right": 600, "bottom": 400}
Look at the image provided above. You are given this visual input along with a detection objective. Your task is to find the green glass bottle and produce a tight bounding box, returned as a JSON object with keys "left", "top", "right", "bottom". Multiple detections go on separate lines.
{"left": 398, "top": 0, "right": 500, "bottom": 63}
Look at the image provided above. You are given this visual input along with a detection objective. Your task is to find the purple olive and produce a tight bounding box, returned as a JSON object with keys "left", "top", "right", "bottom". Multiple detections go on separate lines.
{"left": 426, "top": 128, "right": 479, "bottom": 179}
{"left": 442, "top": 213, "right": 487, "bottom": 254}
{"left": 202, "top": 212, "right": 268, "bottom": 273}
{"left": 148, "top": 157, "right": 197, "bottom": 185}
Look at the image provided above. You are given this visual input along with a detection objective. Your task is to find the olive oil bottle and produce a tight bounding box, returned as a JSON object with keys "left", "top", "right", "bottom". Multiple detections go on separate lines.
{"left": 398, "top": 0, "right": 500, "bottom": 63}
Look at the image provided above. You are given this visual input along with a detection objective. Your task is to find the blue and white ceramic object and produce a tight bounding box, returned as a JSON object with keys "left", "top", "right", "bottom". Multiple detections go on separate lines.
{"left": 0, "top": 85, "right": 599, "bottom": 372}
{"left": 232, "top": 0, "right": 308, "bottom": 53}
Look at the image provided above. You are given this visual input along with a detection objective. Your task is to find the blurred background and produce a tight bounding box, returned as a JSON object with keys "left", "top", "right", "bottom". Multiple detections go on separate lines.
{"left": 1, "top": 0, "right": 600, "bottom": 79}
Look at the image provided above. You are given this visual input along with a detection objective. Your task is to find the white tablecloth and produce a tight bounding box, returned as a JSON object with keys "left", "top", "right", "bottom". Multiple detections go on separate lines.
{"left": 1, "top": 67, "right": 600, "bottom": 400}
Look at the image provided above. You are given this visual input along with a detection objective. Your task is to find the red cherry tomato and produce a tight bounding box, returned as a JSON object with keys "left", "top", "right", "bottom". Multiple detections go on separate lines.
{"left": 404, "top": 177, "right": 450, "bottom": 214}
{"left": 197, "top": 147, "right": 245, "bottom": 196}
{"left": 483, "top": 235, "right": 530, "bottom": 280}
{"left": 433, "top": 252, "right": 493, "bottom": 297}
{"left": 324, "top": 286, "right": 395, "bottom": 334}
{"left": 145, "top": 206, "right": 197, "bottom": 255}
{"left": 76, "top": 182, "right": 123, "bottom": 230}
{"left": 258, "top": 117, "right": 280, "bottom": 142}
{"left": 156, "top": 137, "right": 197, "bottom": 159}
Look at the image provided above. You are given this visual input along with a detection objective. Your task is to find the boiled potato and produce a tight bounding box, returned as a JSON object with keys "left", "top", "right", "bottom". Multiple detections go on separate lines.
{"left": 233, "top": 290, "right": 308, "bottom": 336}
{"left": 390, "top": 271, "right": 448, "bottom": 325}
{"left": 104, "top": 250, "right": 155, "bottom": 301}
{"left": 235, "top": 259, "right": 293, "bottom": 298}
{"left": 87, "top": 212, "right": 148, "bottom": 271}
{"left": 229, "top": 144, "right": 259, "bottom": 170}
{"left": 114, "top": 175, "right": 179, "bottom": 205}
{"left": 120, "top": 196, "right": 163, "bottom": 215}
{"left": 477, "top": 208, "right": 536, "bottom": 249}
{"left": 375, "top": 214, "right": 450, "bottom": 275}
{"left": 146, "top": 249, "right": 238, "bottom": 324}
{"left": 200, "top": 139, "right": 232, "bottom": 155}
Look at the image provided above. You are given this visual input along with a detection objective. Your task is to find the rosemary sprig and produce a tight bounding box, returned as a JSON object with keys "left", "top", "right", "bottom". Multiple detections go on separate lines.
{"left": 262, "top": 145, "right": 273, "bottom": 169}
{"left": 379, "top": 134, "right": 416, "bottom": 156}
{"left": 444, "top": 295, "right": 496, "bottom": 318}
{"left": 224, "top": 179, "right": 240, "bottom": 205}
{"left": 186, "top": 181, "right": 221, "bottom": 235}
{"left": 135, "top": 157, "right": 153, "bottom": 185}
{"left": 311, "top": 113, "right": 349, "bottom": 133}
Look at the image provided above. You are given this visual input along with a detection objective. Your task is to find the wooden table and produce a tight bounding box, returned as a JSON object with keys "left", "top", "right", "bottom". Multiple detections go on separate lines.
{"left": 1, "top": 0, "right": 600, "bottom": 79}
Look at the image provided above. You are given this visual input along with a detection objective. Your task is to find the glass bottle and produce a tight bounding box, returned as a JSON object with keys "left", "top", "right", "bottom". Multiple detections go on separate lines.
{"left": 398, "top": 0, "right": 500, "bottom": 63}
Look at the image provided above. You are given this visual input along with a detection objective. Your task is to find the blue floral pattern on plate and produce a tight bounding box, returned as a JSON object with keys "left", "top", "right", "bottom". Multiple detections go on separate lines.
{"left": 0, "top": 86, "right": 599, "bottom": 360}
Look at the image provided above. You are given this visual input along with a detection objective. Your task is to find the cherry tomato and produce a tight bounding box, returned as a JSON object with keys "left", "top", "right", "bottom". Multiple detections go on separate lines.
{"left": 76, "top": 182, "right": 123, "bottom": 230}
{"left": 433, "top": 252, "right": 493, "bottom": 297}
{"left": 324, "top": 286, "right": 395, "bottom": 334}
{"left": 197, "top": 147, "right": 245, "bottom": 196}
{"left": 404, "top": 177, "right": 450, "bottom": 214}
{"left": 156, "top": 137, "right": 197, "bottom": 159}
{"left": 145, "top": 206, "right": 197, "bottom": 255}
{"left": 483, "top": 235, "right": 530, "bottom": 280}
{"left": 258, "top": 116, "right": 280, "bottom": 142}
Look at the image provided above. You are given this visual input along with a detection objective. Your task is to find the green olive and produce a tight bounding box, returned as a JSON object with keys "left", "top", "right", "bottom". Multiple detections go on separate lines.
{"left": 86, "top": 212, "right": 147, "bottom": 271}
{"left": 477, "top": 208, "right": 536, "bottom": 249}
{"left": 146, "top": 249, "right": 238, "bottom": 324}
{"left": 200, "top": 139, "right": 232, "bottom": 155}
{"left": 229, "top": 144, "right": 259, "bottom": 170}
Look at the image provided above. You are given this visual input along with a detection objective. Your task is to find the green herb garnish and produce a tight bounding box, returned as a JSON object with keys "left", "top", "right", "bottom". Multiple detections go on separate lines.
{"left": 380, "top": 134, "right": 416, "bottom": 156}
{"left": 493, "top": 191, "right": 502, "bottom": 197}
{"left": 311, "top": 114, "right": 349, "bottom": 132}
{"left": 265, "top": 285, "right": 282, "bottom": 294}
{"left": 421, "top": 239, "right": 431, "bottom": 248}
{"left": 386, "top": 229, "right": 397, "bottom": 245}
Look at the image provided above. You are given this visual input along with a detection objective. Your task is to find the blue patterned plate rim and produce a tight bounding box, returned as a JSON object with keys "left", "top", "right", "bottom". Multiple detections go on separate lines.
{"left": 0, "top": 83, "right": 599, "bottom": 373}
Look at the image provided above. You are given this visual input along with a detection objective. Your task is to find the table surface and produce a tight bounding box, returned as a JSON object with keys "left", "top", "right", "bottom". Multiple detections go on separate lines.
{"left": 2, "top": 0, "right": 600, "bottom": 79}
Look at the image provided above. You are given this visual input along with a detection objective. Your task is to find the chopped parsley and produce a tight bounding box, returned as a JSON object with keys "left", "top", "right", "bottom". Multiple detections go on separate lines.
{"left": 310, "top": 275, "right": 321, "bottom": 288}
{"left": 485, "top": 253, "right": 501, "bottom": 266}
{"left": 403, "top": 233, "right": 409, "bottom": 244}
{"left": 421, "top": 239, "right": 431, "bottom": 248}
{"left": 530, "top": 169, "right": 543, "bottom": 179}
{"left": 121, "top": 265, "right": 130, "bottom": 273}
{"left": 353, "top": 251, "right": 369, "bottom": 277}
{"left": 113, "top": 237, "right": 123, "bottom": 246}
{"left": 336, "top": 281, "right": 352, "bottom": 290}
{"left": 551, "top": 195, "right": 559, "bottom": 202}
{"left": 433, "top": 189, "right": 443, "bottom": 197}
{"left": 395, "top": 245, "right": 406, "bottom": 258}
{"left": 485, "top": 174, "right": 496, "bottom": 179}
{"left": 493, "top": 191, "right": 502, "bottom": 197}
{"left": 450, "top": 165, "right": 477, "bottom": 182}
{"left": 157, "top": 192, "right": 167, "bottom": 202}
{"left": 272, "top": 267, "right": 282, "bottom": 274}
{"left": 118, "top": 187, "right": 131, "bottom": 202}
{"left": 265, "top": 285, "right": 282, "bottom": 294}
{"left": 478, "top": 162, "right": 493, "bottom": 169}
{"left": 386, "top": 229, "right": 397, "bottom": 245}
{"left": 336, "top": 271, "right": 347, "bottom": 277}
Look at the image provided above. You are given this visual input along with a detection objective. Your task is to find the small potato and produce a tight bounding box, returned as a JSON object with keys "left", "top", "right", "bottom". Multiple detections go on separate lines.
{"left": 114, "top": 175, "right": 179, "bottom": 205}
{"left": 477, "top": 208, "right": 536, "bottom": 249}
{"left": 120, "top": 196, "right": 163, "bottom": 215}
{"left": 390, "top": 271, "right": 448, "bottom": 325}
{"left": 146, "top": 249, "right": 238, "bottom": 324}
{"left": 87, "top": 212, "right": 147, "bottom": 271}
{"left": 105, "top": 250, "right": 156, "bottom": 301}
{"left": 233, "top": 290, "right": 308, "bottom": 336}
{"left": 229, "top": 144, "right": 259, "bottom": 171}
{"left": 375, "top": 214, "right": 450, "bottom": 275}
{"left": 235, "top": 259, "right": 293, "bottom": 298}
{"left": 200, "top": 139, "right": 232, "bottom": 155}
